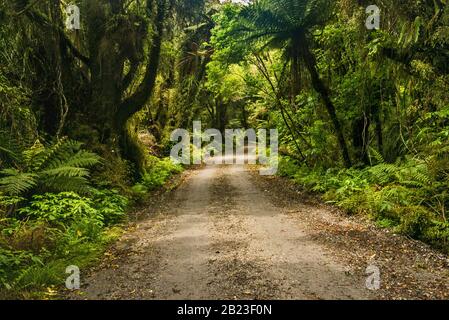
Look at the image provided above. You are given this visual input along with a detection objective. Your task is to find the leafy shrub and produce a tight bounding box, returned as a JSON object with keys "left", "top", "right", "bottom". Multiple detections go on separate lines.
{"left": 293, "top": 167, "right": 328, "bottom": 191}
{"left": 0, "top": 188, "right": 129, "bottom": 294}
{"left": 424, "top": 221, "right": 449, "bottom": 248}
{"left": 133, "top": 157, "right": 183, "bottom": 193}
{"left": 0, "top": 248, "right": 42, "bottom": 290}
{"left": 0, "top": 195, "right": 24, "bottom": 216}
{"left": 19, "top": 192, "right": 100, "bottom": 225}
{"left": 131, "top": 183, "right": 149, "bottom": 194}
{"left": 397, "top": 206, "right": 433, "bottom": 239}
{"left": 18, "top": 192, "right": 105, "bottom": 245}
{"left": 375, "top": 217, "right": 399, "bottom": 229}
{"left": 282, "top": 155, "right": 449, "bottom": 252}
{"left": 277, "top": 156, "right": 301, "bottom": 178}
{"left": 90, "top": 189, "right": 128, "bottom": 225}
{"left": 141, "top": 171, "right": 168, "bottom": 191}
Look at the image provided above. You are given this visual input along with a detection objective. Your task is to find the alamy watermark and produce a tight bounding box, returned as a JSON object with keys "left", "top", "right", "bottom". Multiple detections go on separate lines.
{"left": 63, "top": 3, "right": 379, "bottom": 31}
{"left": 365, "top": 264, "right": 381, "bottom": 290}
{"left": 65, "top": 265, "right": 80, "bottom": 290}
{"left": 65, "top": 4, "right": 80, "bottom": 31}
{"left": 170, "top": 121, "right": 279, "bottom": 175}
{"left": 366, "top": 5, "right": 380, "bottom": 30}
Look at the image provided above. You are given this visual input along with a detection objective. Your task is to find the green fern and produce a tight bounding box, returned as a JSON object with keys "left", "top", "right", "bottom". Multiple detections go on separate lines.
{"left": 368, "top": 146, "right": 385, "bottom": 165}
{"left": 0, "top": 169, "right": 37, "bottom": 196}
{"left": 366, "top": 155, "right": 431, "bottom": 188}
{"left": 0, "top": 139, "right": 101, "bottom": 196}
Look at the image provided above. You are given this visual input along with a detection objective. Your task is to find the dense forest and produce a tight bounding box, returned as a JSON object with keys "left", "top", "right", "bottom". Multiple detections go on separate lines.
{"left": 0, "top": 0, "right": 448, "bottom": 299}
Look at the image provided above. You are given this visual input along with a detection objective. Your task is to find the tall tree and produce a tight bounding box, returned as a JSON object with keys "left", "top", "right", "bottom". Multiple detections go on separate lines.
{"left": 235, "top": 0, "right": 352, "bottom": 167}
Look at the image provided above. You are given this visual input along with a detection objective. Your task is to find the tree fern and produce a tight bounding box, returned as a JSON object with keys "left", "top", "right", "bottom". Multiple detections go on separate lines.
{"left": 237, "top": 0, "right": 332, "bottom": 47}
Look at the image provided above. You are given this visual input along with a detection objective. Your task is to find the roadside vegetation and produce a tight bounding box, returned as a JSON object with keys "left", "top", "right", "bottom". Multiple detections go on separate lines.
{"left": 0, "top": 137, "right": 181, "bottom": 298}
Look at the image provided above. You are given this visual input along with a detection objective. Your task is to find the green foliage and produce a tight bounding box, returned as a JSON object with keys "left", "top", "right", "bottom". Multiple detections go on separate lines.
{"left": 424, "top": 221, "right": 449, "bottom": 248}
{"left": 0, "top": 248, "right": 42, "bottom": 290}
{"left": 18, "top": 191, "right": 128, "bottom": 237}
{"left": 0, "top": 189, "right": 128, "bottom": 295}
{"left": 91, "top": 189, "right": 129, "bottom": 225}
{"left": 0, "top": 139, "right": 101, "bottom": 196}
{"left": 397, "top": 207, "right": 433, "bottom": 239}
{"left": 236, "top": 0, "right": 333, "bottom": 48}
{"left": 281, "top": 153, "right": 449, "bottom": 252}
{"left": 210, "top": 3, "right": 248, "bottom": 64}
{"left": 277, "top": 156, "right": 301, "bottom": 177}
{"left": 18, "top": 192, "right": 103, "bottom": 234}
{"left": 0, "top": 227, "right": 120, "bottom": 297}
{"left": 375, "top": 217, "right": 398, "bottom": 229}
{"left": 133, "top": 156, "right": 183, "bottom": 193}
{"left": 0, "top": 74, "right": 36, "bottom": 166}
{"left": 1, "top": 0, "right": 449, "bottom": 296}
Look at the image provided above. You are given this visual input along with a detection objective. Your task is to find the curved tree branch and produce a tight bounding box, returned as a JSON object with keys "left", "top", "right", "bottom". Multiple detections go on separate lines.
{"left": 116, "top": 0, "right": 167, "bottom": 126}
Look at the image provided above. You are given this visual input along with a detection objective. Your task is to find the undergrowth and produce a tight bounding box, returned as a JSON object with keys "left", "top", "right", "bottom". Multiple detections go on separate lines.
{"left": 277, "top": 155, "right": 449, "bottom": 252}
{"left": 0, "top": 140, "right": 183, "bottom": 299}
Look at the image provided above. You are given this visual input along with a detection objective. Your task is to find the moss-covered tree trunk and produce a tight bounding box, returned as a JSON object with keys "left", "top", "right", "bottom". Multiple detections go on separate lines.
{"left": 114, "top": 0, "right": 167, "bottom": 174}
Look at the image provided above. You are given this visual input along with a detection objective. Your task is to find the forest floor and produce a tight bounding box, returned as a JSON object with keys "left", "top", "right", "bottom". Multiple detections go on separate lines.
{"left": 67, "top": 163, "right": 449, "bottom": 300}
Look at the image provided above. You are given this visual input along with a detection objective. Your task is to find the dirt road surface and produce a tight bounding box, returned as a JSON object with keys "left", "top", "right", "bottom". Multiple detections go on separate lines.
{"left": 69, "top": 163, "right": 449, "bottom": 300}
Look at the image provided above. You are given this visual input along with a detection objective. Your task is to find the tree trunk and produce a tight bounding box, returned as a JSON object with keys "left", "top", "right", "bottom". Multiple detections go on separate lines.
{"left": 290, "top": 42, "right": 301, "bottom": 101}
{"left": 114, "top": 0, "right": 167, "bottom": 173}
{"left": 301, "top": 36, "right": 352, "bottom": 168}
{"left": 214, "top": 98, "right": 227, "bottom": 136}
{"left": 372, "top": 104, "right": 384, "bottom": 155}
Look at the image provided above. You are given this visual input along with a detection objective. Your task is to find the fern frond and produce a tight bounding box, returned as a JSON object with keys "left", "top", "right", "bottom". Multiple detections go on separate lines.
{"left": 39, "top": 166, "right": 90, "bottom": 178}
{"left": 48, "top": 150, "right": 100, "bottom": 170}
{"left": 30, "top": 138, "right": 77, "bottom": 171}
{"left": 0, "top": 130, "right": 23, "bottom": 165}
{"left": 0, "top": 169, "right": 37, "bottom": 195}
{"left": 41, "top": 176, "right": 92, "bottom": 194}
{"left": 45, "top": 140, "right": 88, "bottom": 169}
{"left": 23, "top": 139, "right": 45, "bottom": 169}
{"left": 2, "top": 139, "right": 100, "bottom": 196}
{"left": 368, "top": 147, "right": 385, "bottom": 164}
